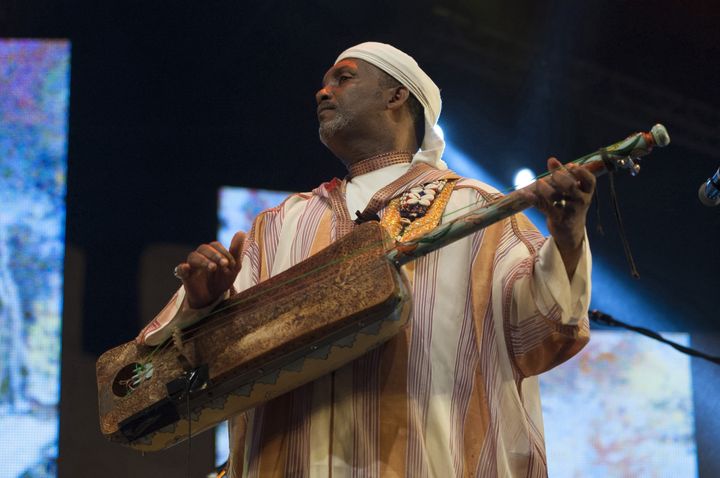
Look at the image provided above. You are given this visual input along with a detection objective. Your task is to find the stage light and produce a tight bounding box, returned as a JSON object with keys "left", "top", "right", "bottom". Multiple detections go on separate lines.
{"left": 513, "top": 168, "right": 536, "bottom": 189}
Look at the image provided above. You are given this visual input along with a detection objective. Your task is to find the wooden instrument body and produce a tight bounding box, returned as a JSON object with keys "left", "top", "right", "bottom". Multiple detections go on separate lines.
{"left": 96, "top": 222, "right": 411, "bottom": 451}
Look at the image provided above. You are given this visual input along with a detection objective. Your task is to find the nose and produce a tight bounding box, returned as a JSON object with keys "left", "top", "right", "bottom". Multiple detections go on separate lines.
{"left": 315, "top": 86, "right": 331, "bottom": 105}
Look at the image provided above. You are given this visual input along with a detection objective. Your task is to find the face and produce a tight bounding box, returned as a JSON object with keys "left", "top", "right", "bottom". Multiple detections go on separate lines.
{"left": 316, "top": 58, "right": 387, "bottom": 146}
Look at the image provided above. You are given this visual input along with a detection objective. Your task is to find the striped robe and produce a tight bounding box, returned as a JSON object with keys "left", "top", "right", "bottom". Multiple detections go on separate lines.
{"left": 140, "top": 173, "right": 591, "bottom": 478}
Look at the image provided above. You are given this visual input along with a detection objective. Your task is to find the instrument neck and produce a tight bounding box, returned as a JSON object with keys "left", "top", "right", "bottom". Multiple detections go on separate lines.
{"left": 384, "top": 150, "right": 613, "bottom": 267}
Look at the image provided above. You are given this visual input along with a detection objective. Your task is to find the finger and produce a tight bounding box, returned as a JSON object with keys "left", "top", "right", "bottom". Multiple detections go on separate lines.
{"left": 174, "top": 262, "right": 192, "bottom": 279}
{"left": 546, "top": 157, "right": 581, "bottom": 197}
{"left": 516, "top": 188, "right": 539, "bottom": 207}
{"left": 228, "top": 231, "right": 246, "bottom": 266}
{"left": 197, "top": 244, "right": 229, "bottom": 268}
{"left": 543, "top": 176, "right": 583, "bottom": 213}
{"left": 550, "top": 167, "right": 580, "bottom": 195}
{"left": 567, "top": 163, "right": 596, "bottom": 194}
{"left": 534, "top": 178, "right": 561, "bottom": 211}
{"left": 188, "top": 250, "right": 218, "bottom": 271}
{"left": 547, "top": 157, "right": 563, "bottom": 172}
{"left": 209, "top": 241, "right": 234, "bottom": 268}
{"left": 545, "top": 156, "right": 574, "bottom": 184}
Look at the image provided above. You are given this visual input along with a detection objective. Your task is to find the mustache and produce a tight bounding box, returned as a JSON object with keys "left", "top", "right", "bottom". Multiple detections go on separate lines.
{"left": 316, "top": 102, "right": 336, "bottom": 115}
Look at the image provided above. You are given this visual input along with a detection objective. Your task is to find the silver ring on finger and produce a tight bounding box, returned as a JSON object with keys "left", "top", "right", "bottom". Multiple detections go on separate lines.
{"left": 173, "top": 266, "right": 182, "bottom": 280}
{"left": 552, "top": 197, "right": 568, "bottom": 209}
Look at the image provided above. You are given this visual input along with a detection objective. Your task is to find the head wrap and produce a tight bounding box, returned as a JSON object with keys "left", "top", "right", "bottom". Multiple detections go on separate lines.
{"left": 335, "top": 42, "right": 447, "bottom": 170}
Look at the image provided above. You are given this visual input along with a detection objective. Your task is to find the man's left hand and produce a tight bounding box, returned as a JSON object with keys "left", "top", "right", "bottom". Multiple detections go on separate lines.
{"left": 519, "top": 157, "right": 596, "bottom": 278}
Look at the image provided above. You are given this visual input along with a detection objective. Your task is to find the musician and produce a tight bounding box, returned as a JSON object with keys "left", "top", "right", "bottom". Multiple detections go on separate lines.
{"left": 138, "top": 42, "right": 594, "bottom": 477}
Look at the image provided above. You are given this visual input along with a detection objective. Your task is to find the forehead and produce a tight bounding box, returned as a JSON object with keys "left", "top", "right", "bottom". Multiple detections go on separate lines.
{"left": 322, "top": 58, "right": 381, "bottom": 84}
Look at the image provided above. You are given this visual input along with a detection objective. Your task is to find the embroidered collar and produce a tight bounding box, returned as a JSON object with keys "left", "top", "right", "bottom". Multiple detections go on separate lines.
{"left": 346, "top": 151, "right": 413, "bottom": 178}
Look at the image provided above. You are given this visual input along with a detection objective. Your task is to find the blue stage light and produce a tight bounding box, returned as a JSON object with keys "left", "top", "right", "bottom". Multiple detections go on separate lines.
{"left": 513, "top": 168, "right": 536, "bottom": 189}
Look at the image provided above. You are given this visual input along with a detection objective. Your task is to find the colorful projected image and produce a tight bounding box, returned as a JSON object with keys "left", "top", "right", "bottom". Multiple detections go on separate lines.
{"left": 0, "top": 40, "right": 70, "bottom": 478}
{"left": 218, "top": 187, "right": 290, "bottom": 247}
{"left": 540, "top": 331, "right": 697, "bottom": 477}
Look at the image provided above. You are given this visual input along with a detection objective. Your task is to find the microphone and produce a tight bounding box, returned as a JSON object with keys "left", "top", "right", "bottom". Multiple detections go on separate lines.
{"left": 698, "top": 167, "right": 720, "bottom": 207}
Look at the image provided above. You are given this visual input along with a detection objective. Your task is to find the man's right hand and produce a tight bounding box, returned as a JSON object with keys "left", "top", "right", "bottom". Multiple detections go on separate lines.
{"left": 173, "top": 231, "right": 246, "bottom": 309}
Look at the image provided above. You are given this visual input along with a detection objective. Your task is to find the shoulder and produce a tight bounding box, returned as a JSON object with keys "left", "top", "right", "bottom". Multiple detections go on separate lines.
{"left": 251, "top": 176, "right": 343, "bottom": 224}
{"left": 254, "top": 191, "right": 315, "bottom": 220}
{"left": 448, "top": 175, "right": 541, "bottom": 237}
{"left": 451, "top": 177, "right": 505, "bottom": 204}
{"left": 249, "top": 182, "right": 338, "bottom": 236}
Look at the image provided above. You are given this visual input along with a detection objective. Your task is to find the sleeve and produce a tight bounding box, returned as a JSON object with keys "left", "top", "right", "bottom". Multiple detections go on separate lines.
{"left": 135, "top": 287, "right": 229, "bottom": 346}
{"left": 497, "top": 213, "right": 592, "bottom": 378}
{"left": 135, "top": 213, "right": 267, "bottom": 347}
{"left": 534, "top": 234, "right": 591, "bottom": 325}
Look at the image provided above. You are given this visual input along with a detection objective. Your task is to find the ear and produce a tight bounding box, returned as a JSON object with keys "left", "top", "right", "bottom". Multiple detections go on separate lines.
{"left": 386, "top": 86, "right": 410, "bottom": 111}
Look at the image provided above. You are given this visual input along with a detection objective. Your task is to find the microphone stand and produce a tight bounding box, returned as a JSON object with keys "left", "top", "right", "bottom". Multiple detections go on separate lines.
{"left": 589, "top": 309, "right": 720, "bottom": 366}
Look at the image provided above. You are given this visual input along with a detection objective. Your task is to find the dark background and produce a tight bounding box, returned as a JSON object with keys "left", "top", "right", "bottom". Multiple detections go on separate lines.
{"left": 3, "top": 0, "right": 719, "bottom": 476}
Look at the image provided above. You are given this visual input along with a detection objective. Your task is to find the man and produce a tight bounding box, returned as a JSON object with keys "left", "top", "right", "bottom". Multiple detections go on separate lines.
{"left": 138, "top": 42, "right": 594, "bottom": 477}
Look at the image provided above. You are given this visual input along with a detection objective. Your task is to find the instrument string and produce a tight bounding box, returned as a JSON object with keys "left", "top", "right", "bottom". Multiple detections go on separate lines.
{"left": 179, "top": 255, "right": 392, "bottom": 350}
{"left": 440, "top": 156, "right": 590, "bottom": 220}
{"left": 139, "top": 260, "right": 393, "bottom": 383}
{"left": 123, "top": 256, "right": 396, "bottom": 445}
{"left": 136, "top": 154, "right": 600, "bottom": 368}
{"left": 139, "top": 245, "right": 392, "bottom": 367}
{"left": 176, "top": 242, "right": 387, "bottom": 340}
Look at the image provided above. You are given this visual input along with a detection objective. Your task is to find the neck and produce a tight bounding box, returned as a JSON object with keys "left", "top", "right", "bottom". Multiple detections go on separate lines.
{"left": 325, "top": 127, "right": 418, "bottom": 169}
{"left": 347, "top": 151, "right": 413, "bottom": 178}
{"left": 332, "top": 139, "right": 401, "bottom": 167}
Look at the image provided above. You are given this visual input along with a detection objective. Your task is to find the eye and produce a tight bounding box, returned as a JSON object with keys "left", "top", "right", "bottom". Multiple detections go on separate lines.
{"left": 338, "top": 75, "right": 352, "bottom": 84}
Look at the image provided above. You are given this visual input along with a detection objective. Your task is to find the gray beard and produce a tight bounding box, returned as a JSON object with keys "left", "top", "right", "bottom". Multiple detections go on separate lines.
{"left": 318, "top": 109, "right": 353, "bottom": 146}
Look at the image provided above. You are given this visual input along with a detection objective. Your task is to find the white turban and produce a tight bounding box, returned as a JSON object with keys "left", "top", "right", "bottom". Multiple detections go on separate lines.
{"left": 336, "top": 42, "right": 447, "bottom": 170}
